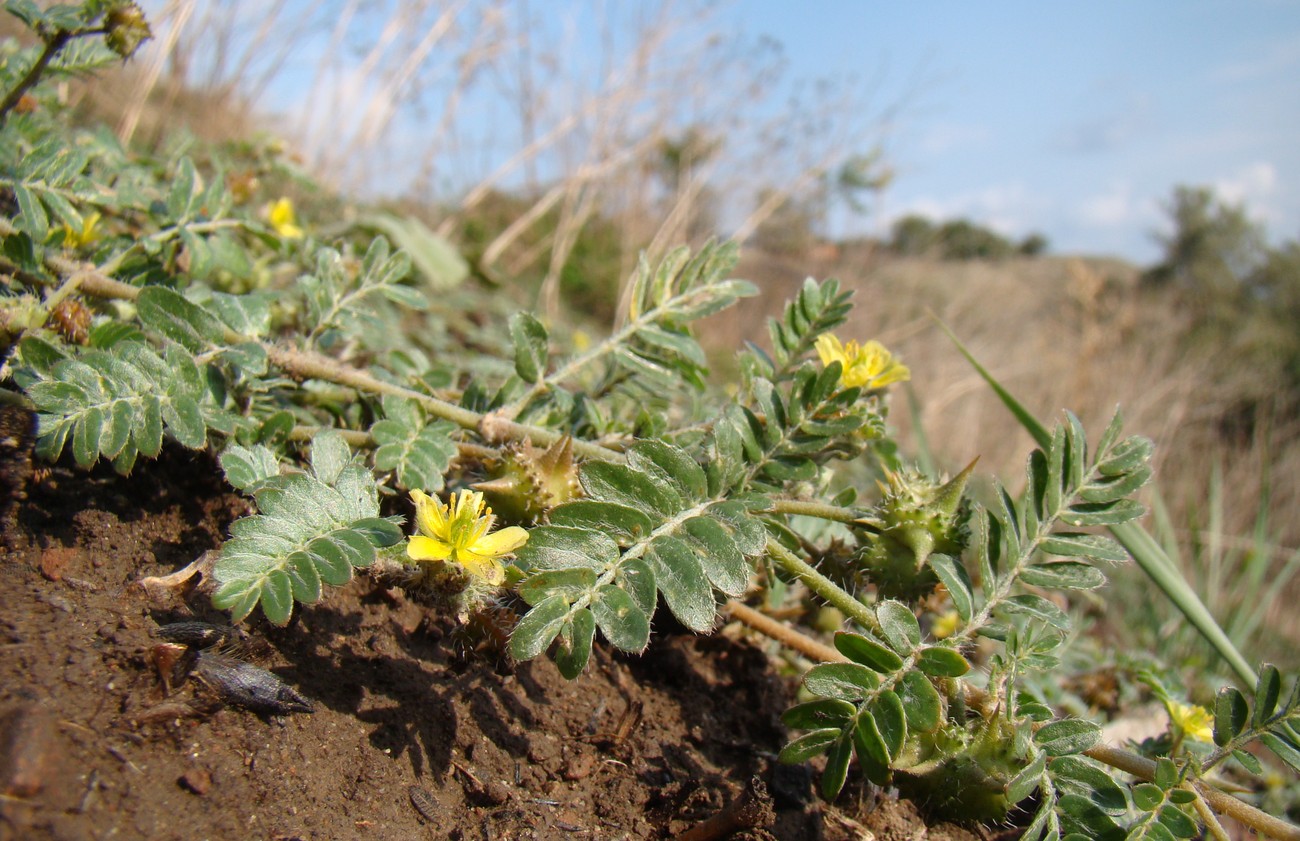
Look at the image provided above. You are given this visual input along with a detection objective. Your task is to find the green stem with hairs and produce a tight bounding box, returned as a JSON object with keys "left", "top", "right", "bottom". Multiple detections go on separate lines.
{"left": 765, "top": 537, "right": 877, "bottom": 631}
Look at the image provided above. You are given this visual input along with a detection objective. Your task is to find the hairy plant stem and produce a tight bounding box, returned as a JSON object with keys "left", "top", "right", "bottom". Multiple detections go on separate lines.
{"left": 770, "top": 498, "right": 868, "bottom": 526}
{"left": 764, "top": 537, "right": 877, "bottom": 631}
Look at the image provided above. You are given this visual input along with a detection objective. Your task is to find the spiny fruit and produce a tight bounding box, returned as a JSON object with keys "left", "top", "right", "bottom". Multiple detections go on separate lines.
{"left": 853, "top": 459, "right": 975, "bottom": 602}
{"left": 472, "top": 437, "right": 581, "bottom": 523}
{"left": 893, "top": 717, "right": 1027, "bottom": 824}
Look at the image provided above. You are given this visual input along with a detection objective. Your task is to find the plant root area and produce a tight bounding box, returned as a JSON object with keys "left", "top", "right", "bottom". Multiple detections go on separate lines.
{"left": 0, "top": 407, "right": 987, "bottom": 840}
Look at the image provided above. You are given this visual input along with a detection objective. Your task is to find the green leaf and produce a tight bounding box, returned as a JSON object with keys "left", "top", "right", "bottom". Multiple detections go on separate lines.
{"left": 1253, "top": 663, "right": 1282, "bottom": 726}
{"left": 1153, "top": 757, "right": 1178, "bottom": 790}
{"left": 580, "top": 460, "right": 682, "bottom": 517}
{"left": 1049, "top": 756, "right": 1128, "bottom": 815}
{"left": 822, "top": 736, "right": 853, "bottom": 800}
{"left": 1039, "top": 532, "right": 1129, "bottom": 563}
{"left": 898, "top": 671, "right": 943, "bottom": 733}
{"left": 627, "top": 440, "right": 707, "bottom": 500}
{"left": 1060, "top": 500, "right": 1146, "bottom": 527}
{"left": 371, "top": 400, "right": 456, "bottom": 492}
{"left": 929, "top": 553, "right": 973, "bottom": 620}
{"left": 915, "top": 646, "right": 970, "bottom": 677}
{"left": 516, "top": 526, "right": 618, "bottom": 571}
{"left": 548, "top": 501, "right": 655, "bottom": 544}
{"left": 782, "top": 698, "right": 857, "bottom": 730}
{"left": 876, "top": 600, "right": 921, "bottom": 654}
{"left": 517, "top": 568, "right": 598, "bottom": 606}
{"left": 1157, "top": 804, "right": 1197, "bottom": 839}
{"left": 683, "top": 515, "right": 748, "bottom": 596}
{"left": 591, "top": 584, "right": 650, "bottom": 652}
{"left": 646, "top": 535, "right": 715, "bottom": 632}
{"left": 1231, "top": 748, "right": 1263, "bottom": 775}
{"left": 1095, "top": 436, "right": 1153, "bottom": 476}
{"left": 833, "top": 631, "right": 904, "bottom": 673}
{"left": 1132, "top": 782, "right": 1164, "bottom": 811}
{"left": 1259, "top": 731, "right": 1300, "bottom": 774}
{"left": 168, "top": 156, "right": 201, "bottom": 219}
{"left": 1213, "top": 687, "right": 1249, "bottom": 746}
{"left": 1034, "top": 719, "right": 1100, "bottom": 756}
{"left": 616, "top": 558, "right": 657, "bottom": 618}
{"left": 12, "top": 184, "right": 48, "bottom": 241}
{"left": 779, "top": 729, "right": 840, "bottom": 764}
{"left": 1006, "top": 748, "right": 1046, "bottom": 805}
{"left": 509, "top": 311, "right": 549, "bottom": 383}
{"left": 1000, "top": 594, "right": 1070, "bottom": 631}
{"left": 1077, "top": 464, "right": 1152, "bottom": 504}
{"left": 803, "top": 662, "right": 879, "bottom": 701}
{"left": 509, "top": 595, "right": 570, "bottom": 661}
{"left": 555, "top": 609, "right": 595, "bottom": 679}
{"left": 872, "top": 690, "right": 907, "bottom": 760}
{"left": 137, "top": 287, "right": 227, "bottom": 352}
{"left": 851, "top": 710, "right": 890, "bottom": 771}
{"left": 220, "top": 444, "right": 282, "bottom": 491}
{"left": 1019, "top": 562, "right": 1106, "bottom": 591}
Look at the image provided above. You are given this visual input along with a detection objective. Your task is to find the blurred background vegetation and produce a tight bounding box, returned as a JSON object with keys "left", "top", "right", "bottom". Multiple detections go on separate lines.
{"left": 5, "top": 0, "right": 1297, "bottom": 683}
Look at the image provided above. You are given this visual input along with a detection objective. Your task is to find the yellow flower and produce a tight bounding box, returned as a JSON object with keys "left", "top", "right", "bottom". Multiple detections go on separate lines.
{"left": 59, "top": 211, "right": 102, "bottom": 248}
{"left": 815, "top": 334, "right": 910, "bottom": 390}
{"left": 931, "top": 610, "right": 961, "bottom": 640}
{"left": 407, "top": 489, "right": 528, "bottom": 586}
{"left": 267, "top": 197, "right": 304, "bottom": 239}
{"left": 1167, "top": 700, "right": 1214, "bottom": 742}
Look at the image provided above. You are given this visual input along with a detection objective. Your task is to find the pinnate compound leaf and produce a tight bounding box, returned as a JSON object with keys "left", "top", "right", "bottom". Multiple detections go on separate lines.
{"left": 370, "top": 397, "right": 457, "bottom": 491}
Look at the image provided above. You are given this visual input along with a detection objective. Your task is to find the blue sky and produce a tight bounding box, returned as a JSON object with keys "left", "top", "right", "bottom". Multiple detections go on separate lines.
{"left": 732, "top": 1, "right": 1300, "bottom": 260}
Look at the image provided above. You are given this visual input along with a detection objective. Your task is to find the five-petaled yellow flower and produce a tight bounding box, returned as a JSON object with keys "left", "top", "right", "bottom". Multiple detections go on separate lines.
{"left": 407, "top": 489, "right": 528, "bottom": 586}
{"left": 815, "top": 334, "right": 910, "bottom": 390}
{"left": 1167, "top": 700, "right": 1214, "bottom": 742}
{"left": 267, "top": 197, "right": 304, "bottom": 239}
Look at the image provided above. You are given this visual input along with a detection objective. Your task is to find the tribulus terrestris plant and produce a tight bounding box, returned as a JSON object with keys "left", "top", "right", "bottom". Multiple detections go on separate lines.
{"left": 2, "top": 4, "right": 1298, "bottom": 839}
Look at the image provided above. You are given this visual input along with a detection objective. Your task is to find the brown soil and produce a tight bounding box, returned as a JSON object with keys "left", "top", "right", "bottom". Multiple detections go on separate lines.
{"left": 0, "top": 405, "right": 987, "bottom": 840}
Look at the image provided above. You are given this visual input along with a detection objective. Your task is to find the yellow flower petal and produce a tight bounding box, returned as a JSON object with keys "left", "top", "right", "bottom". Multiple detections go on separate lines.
{"left": 1168, "top": 700, "right": 1214, "bottom": 742}
{"left": 268, "top": 197, "right": 304, "bottom": 239}
{"left": 473, "top": 525, "right": 529, "bottom": 557}
{"left": 408, "top": 534, "right": 453, "bottom": 561}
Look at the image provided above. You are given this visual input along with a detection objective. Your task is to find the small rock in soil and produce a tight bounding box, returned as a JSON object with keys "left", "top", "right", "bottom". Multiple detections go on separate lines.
{"left": 0, "top": 702, "right": 55, "bottom": 798}
{"left": 179, "top": 767, "right": 212, "bottom": 795}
